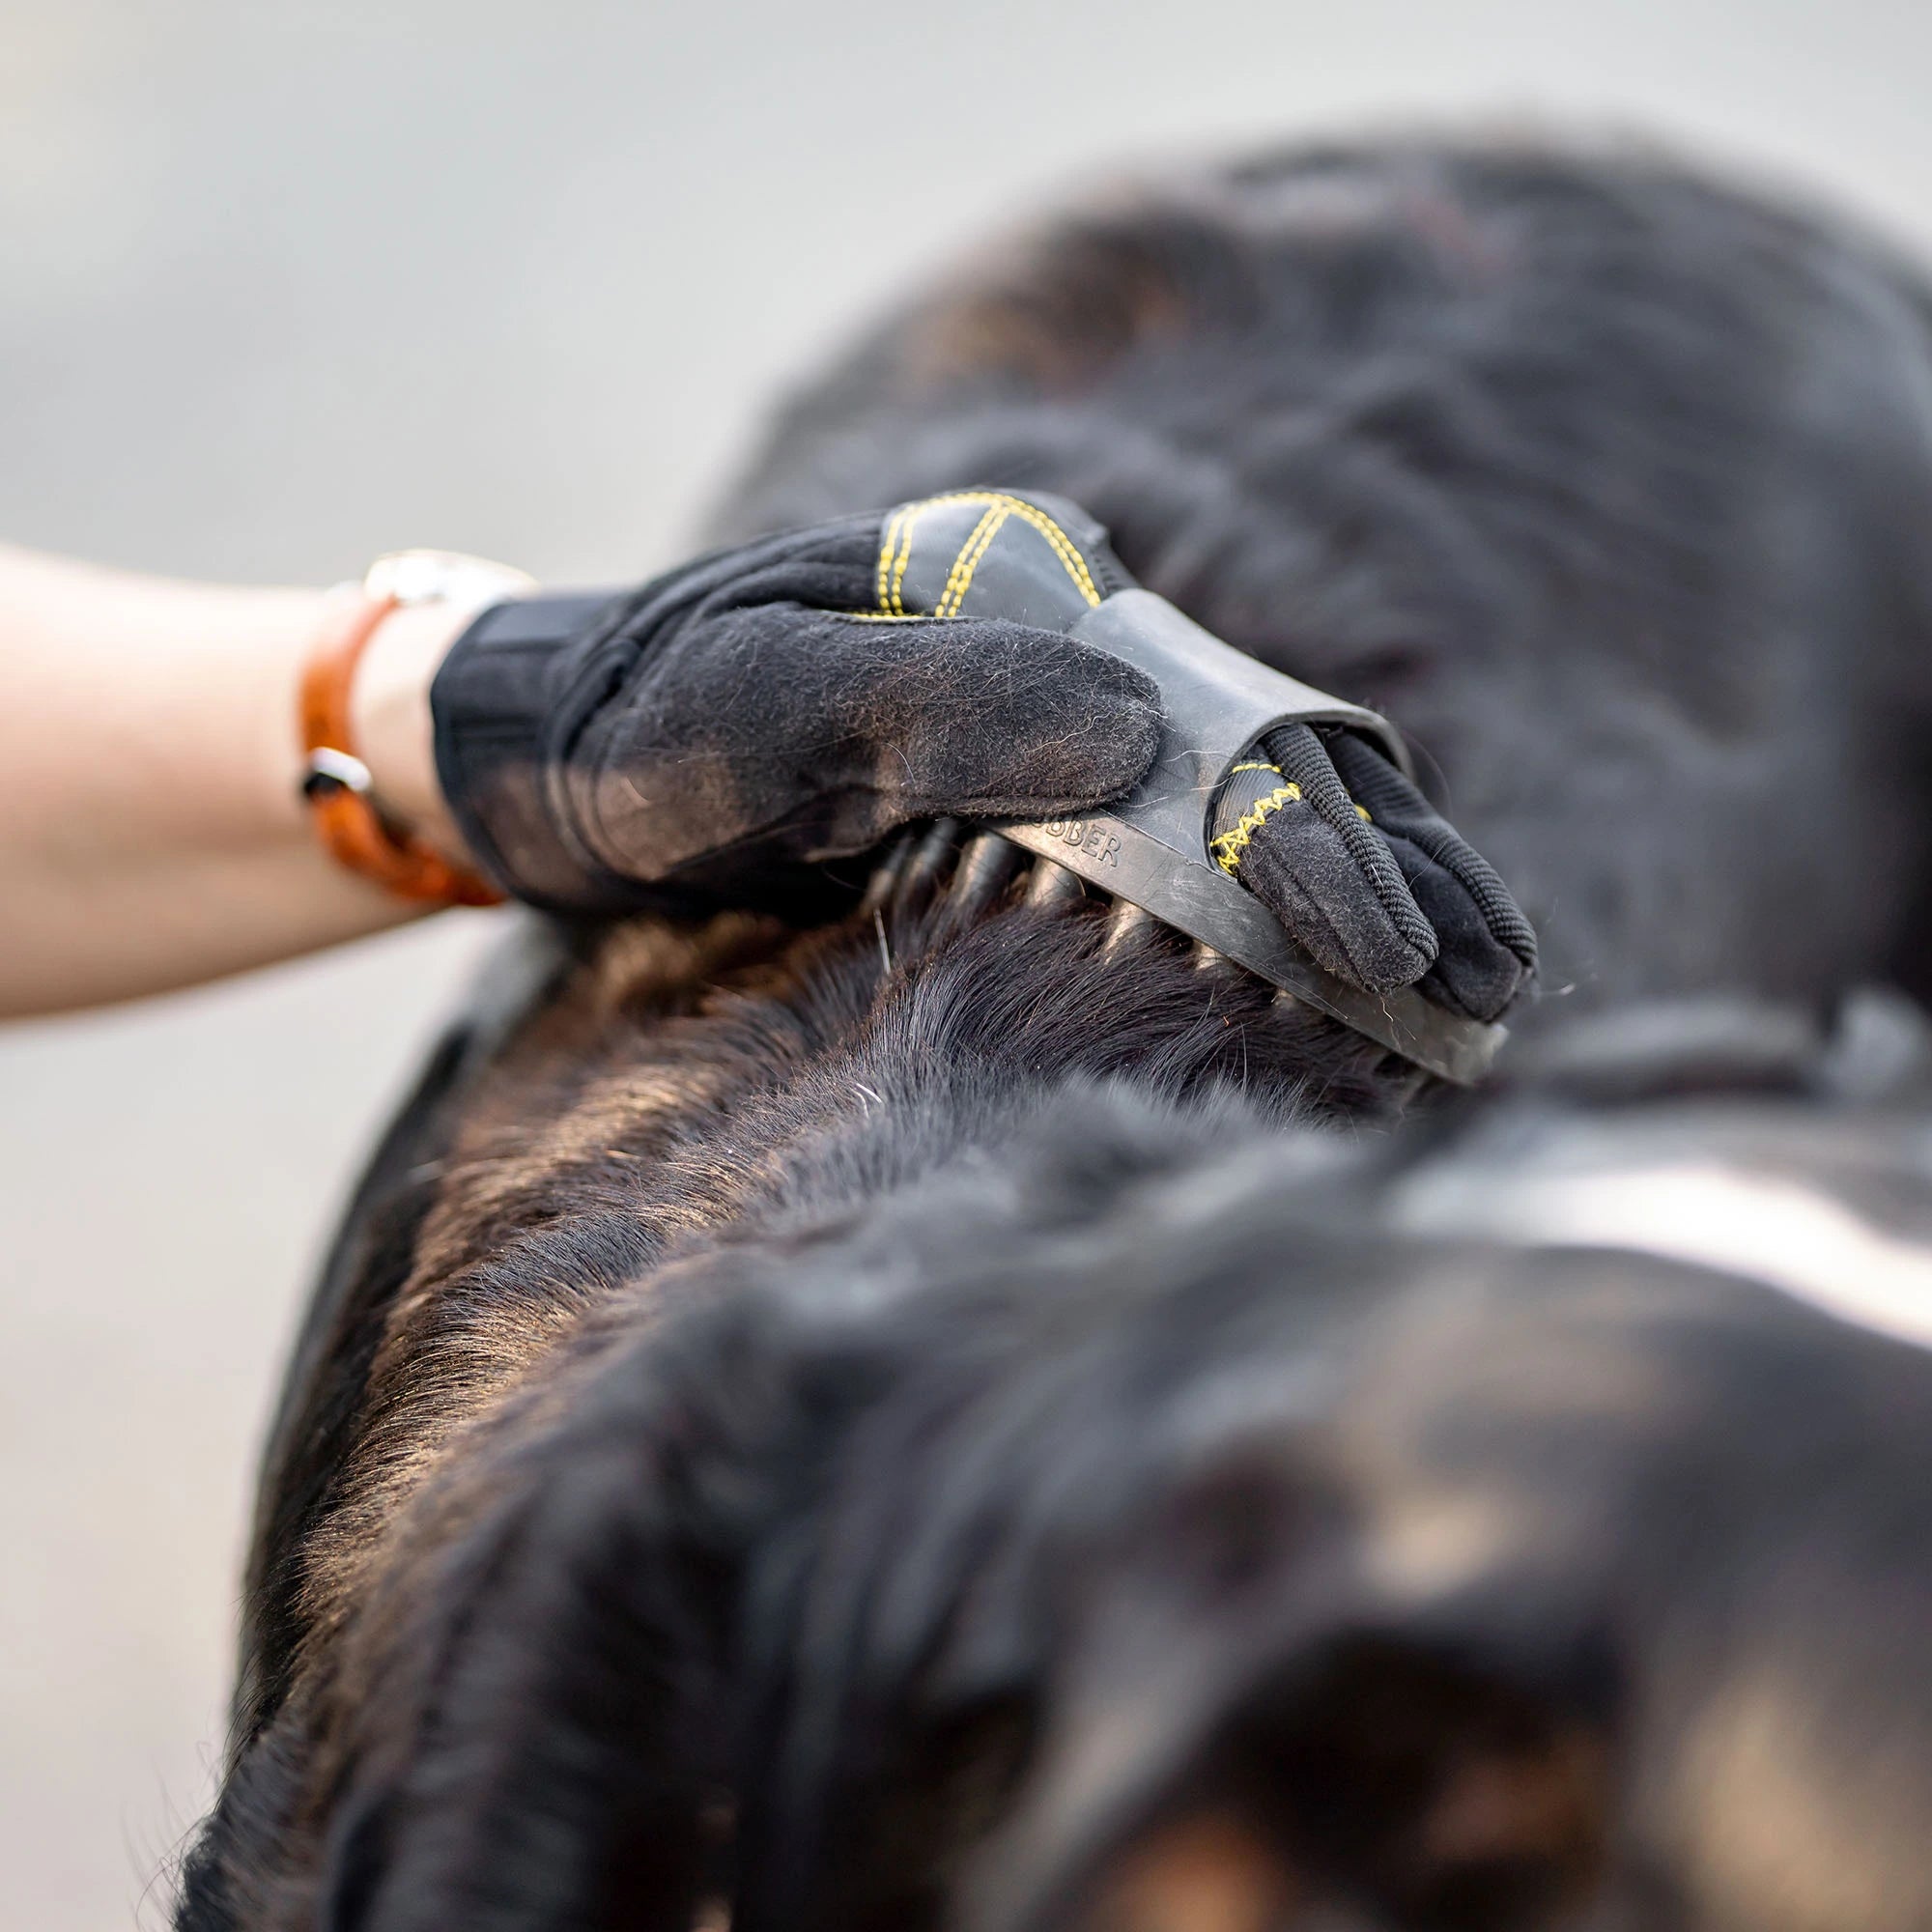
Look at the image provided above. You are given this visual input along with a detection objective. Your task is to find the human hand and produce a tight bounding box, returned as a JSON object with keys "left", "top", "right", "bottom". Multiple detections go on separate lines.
{"left": 428, "top": 487, "right": 1534, "bottom": 1024}
{"left": 429, "top": 496, "right": 1164, "bottom": 915}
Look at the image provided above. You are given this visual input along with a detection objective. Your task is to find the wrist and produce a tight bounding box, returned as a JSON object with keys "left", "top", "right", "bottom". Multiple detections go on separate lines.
{"left": 350, "top": 597, "right": 474, "bottom": 865}
{"left": 426, "top": 589, "right": 637, "bottom": 912}
{"left": 291, "top": 551, "right": 538, "bottom": 908}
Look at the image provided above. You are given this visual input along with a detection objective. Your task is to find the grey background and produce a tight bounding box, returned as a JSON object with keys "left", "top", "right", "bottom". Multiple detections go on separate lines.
{"left": 7, "top": 2, "right": 1932, "bottom": 1922}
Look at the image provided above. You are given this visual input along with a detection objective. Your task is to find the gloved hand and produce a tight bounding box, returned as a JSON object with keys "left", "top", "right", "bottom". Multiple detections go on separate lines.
{"left": 430, "top": 496, "right": 1161, "bottom": 917}
{"left": 1209, "top": 723, "right": 1536, "bottom": 1020}
{"left": 433, "top": 484, "right": 1534, "bottom": 1023}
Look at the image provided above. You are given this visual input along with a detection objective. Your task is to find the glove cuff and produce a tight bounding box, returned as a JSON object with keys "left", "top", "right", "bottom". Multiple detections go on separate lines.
{"left": 431, "top": 590, "right": 638, "bottom": 913}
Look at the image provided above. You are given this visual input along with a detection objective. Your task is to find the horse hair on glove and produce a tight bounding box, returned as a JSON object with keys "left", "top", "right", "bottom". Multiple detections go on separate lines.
{"left": 431, "top": 496, "right": 1161, "bottom": 917}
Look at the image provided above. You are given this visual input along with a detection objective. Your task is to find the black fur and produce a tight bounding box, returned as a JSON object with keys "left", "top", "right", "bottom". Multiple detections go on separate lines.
{"left": 723, "top": 139, "right": 1932, "bottom": 1014}
{"left": 180, "top": 136, "right": 1932, "bottom": 1927}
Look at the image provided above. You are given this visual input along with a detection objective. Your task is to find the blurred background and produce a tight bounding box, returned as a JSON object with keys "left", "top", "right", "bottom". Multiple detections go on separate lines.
{"left": 8, "top": 1, "right": 1932, "bottom": 1921}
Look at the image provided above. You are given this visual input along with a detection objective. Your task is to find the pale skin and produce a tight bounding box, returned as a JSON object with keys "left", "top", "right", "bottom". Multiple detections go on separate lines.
{"left": 0, "top": 545, "right": 483, "bottom": 1019}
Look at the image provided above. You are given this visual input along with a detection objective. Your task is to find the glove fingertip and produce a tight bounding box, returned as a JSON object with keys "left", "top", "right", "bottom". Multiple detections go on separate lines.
{"left": 1236, "top": 820, "right": 1439, "bottom": 995}
{"left": 994, "top": 690, "right": 1162, "bottom": 810}
{"left": 1422, "top": 951, "right": 1534, "bottom": 1023}
{"left": 1393, "top": 853, "right": 1537, "bottom": 1021}
{"left": 989, "top": 632, "right": 1164, "bottom": 801}
{"left": 1101, "top": 686, "right": 1163, "bottom": 784}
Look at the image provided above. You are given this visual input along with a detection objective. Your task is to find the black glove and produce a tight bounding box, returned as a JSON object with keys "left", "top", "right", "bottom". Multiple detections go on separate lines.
{"left": 430, "top": 497, "right": 1162, "bottom": 916}
{"left": 1209, "top": 723, "right": 1536, "bottom": 1020}
{"left": 433, "top": 484, "right": 1534, "bottom": 1023}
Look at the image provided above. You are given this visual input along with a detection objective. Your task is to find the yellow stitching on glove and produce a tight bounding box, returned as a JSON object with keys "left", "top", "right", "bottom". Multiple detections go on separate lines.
{"left": 1210, "top": 781, "right": 1303, "bottom": 873}
{"left": 1228, "top": 759, "right": 1368, "bottom": 818}
{"left": 889, "top": 503, "right": 922, "bottom": 614}
{"left": 860, "top": 491, "right": 1104, "bottom": 617}
{"left": 876, "top": 508, "right": 906, "bottom": 614}
{"left": 935, "top": 503, "right": 1010, "bottom": 617}
{"left": 994, "top": 497, "right": 1103, "bottom": 607}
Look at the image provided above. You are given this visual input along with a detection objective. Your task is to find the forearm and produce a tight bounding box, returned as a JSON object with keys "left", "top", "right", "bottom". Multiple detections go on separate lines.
{"left": 0, "top": 546, "right": 470, "bottom": 1017}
